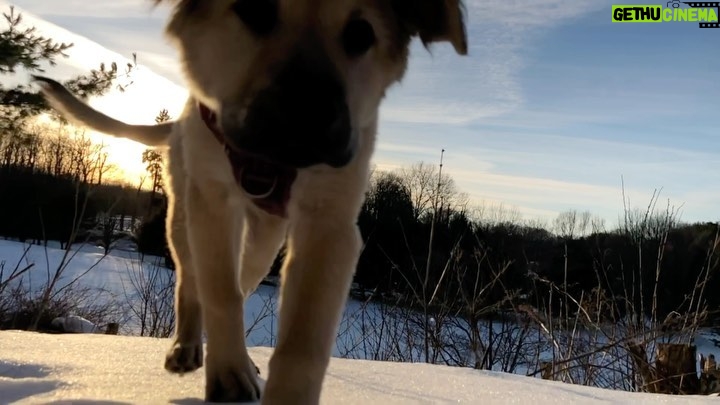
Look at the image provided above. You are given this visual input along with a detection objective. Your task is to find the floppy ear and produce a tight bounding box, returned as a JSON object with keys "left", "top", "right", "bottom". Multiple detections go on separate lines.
{"left": 392, "top": 0, "right": 468, "bottom": 55}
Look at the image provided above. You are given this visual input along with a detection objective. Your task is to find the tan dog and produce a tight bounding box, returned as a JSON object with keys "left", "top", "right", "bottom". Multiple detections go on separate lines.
{"left": 34, "top": 0, "right": 467, "bottom": 403}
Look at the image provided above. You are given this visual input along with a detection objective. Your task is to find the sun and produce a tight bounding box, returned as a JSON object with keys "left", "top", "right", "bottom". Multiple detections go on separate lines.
{"left": 86, "top": 130, "right": 152, "bottom": 188}
{"left": 29, "top": 112, "right": 152, "bottom": 188}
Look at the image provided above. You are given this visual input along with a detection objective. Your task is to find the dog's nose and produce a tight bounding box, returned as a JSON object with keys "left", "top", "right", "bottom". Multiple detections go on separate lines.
{"left": 285, "top": 78, "right": 353, "bottom": 168}
{"left": 223, "top": 52, "right": 355, "bottom": 169}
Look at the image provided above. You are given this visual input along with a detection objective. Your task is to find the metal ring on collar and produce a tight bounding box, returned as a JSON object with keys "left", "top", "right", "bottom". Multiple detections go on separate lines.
{"left": 238, "top": 166, "right": 278, "bottom": 200}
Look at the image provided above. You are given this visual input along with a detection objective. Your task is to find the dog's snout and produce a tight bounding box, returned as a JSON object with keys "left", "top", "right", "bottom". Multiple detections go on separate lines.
{"left": 314, "top": 92, "right": 348, "bottom": 139}
{"left": 289, "top": 74, "right": 353, "bottom": 167}
{"left": 319, "top": 102, "right": 353, "bottom": 168}
{"left": 280, "top": 66, "right": 349, "bottom": 139}
{"left": 224, "top": 50, "right": 355, "bottom": 169}
{"left": 274, "top": 55, "right": 351, "bottom": 147}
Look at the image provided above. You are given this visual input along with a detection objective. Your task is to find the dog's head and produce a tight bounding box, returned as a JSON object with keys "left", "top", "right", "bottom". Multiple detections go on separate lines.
{"left": 157, "top": 0, "right": 467, "bottom": 169}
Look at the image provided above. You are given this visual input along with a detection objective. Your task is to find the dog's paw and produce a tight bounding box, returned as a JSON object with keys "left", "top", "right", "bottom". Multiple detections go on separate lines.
{"left": 164, "top": 341, "right": 203, "bottom": 374}
{"left": 205, "top": 357, "right": 261, "bottom": 403}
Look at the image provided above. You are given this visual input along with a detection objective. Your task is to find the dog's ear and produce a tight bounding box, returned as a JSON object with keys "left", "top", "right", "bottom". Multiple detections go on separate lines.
{"left": 392, "top": 0, "right": 468, "bottom": 55}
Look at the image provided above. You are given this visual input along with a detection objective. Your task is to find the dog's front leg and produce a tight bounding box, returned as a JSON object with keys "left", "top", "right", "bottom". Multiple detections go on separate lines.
{"left": 185, "top": 180, "right": 260, "bottom": 402}
{"left": 164, "top": 184, "right": 204, "bottom": 374}
{"left": 262, "top": 215, "right": 362, "bottom": 405}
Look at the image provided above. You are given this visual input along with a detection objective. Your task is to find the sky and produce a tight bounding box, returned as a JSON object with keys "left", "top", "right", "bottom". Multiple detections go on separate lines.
{"left": 3, "top": 0, "right": 719, "bottom": 229}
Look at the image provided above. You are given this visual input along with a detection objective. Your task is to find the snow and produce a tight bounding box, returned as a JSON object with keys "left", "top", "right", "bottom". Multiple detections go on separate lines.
{"left": 0, "top": 239, "right": 162, "bottom": 294}
{"left": 2, "top": 238, "right": 720, "bottom": 403}
{"left": 0, "top": 330, "right": 717, "bottom": 405}
{"left": 50, "top": 315, "right": 103, "bottom": 334}
{"left": 0, "top": 239, "right": 172, "bottom": 335}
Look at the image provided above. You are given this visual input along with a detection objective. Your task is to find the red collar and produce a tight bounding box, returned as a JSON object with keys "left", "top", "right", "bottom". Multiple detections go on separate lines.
{"left": 198, "top": 102, "right": 297, "bottom": 218}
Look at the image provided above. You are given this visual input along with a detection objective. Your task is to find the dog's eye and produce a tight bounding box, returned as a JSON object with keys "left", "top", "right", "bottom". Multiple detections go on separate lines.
{"left": 342, "top": 19, "right": 376, "bottom": 57}
{"left": 232, "top": 0, "right": 278, "bottom": 36}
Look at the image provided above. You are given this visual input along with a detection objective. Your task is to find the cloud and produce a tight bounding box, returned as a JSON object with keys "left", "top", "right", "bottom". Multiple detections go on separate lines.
{"left": 2, "top": 2, "right": 187, "bottom": 118}
{"left": 7, "top": 0, "right": 182, "bottom": 85}
{"left": 380, "top": 0, "right": 610, "bottom": 126}
{"left": 465, "top": 0, "right": 609, "bottom": 26}
{"left": 6, "top": 0, "right": 162, "bottom": 19}
{"left": 371, "top": 115, "right": 720, "bottom": 225}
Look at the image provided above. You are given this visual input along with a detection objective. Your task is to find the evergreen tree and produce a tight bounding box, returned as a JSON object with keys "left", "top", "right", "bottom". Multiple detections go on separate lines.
{"left": 142, "top": 109, "right": 170, "bottom": 201}
{"left": 136, "top": 109, "right": 173, "bottom": 267}
{"left": 0, "top": 6, "right": 135, "bottom": 135}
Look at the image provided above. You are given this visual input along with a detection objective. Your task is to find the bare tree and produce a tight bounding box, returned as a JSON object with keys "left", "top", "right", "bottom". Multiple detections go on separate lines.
{"left": 553, "top": 209, "right": 593, "bottom": 239}
{"left": 395, "top": 161, "right": 468, "bottom": 220}
{"left": 121, "top": 257, "right": 176, "bottom": 338}
{"left": 472, "top": 201, "right": 523, "bottom": 228}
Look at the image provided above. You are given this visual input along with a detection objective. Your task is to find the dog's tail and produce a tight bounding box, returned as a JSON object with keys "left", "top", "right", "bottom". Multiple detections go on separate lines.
{"left": 32, "top": 75, "right": 172, "bottom": 147}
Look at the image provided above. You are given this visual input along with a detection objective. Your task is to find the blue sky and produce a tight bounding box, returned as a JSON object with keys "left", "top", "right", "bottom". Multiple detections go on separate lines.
{"left": 5, "top": 0, "right": 719, "bottom": 229}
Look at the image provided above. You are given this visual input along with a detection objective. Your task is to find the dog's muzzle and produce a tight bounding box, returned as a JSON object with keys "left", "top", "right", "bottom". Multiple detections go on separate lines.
{"left": 199, "top": 50, "right": 356, "bottom": 217}
{"left": 220, "top": 51, "right": 357, "bottom": 169}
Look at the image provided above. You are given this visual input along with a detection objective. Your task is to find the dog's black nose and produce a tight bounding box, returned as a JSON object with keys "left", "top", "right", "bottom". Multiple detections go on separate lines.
{"left": 311, "top": 98, "right": 353, "bottom": 168}
{"left": 223, "top": 51, "right": 355, "bottom": 169}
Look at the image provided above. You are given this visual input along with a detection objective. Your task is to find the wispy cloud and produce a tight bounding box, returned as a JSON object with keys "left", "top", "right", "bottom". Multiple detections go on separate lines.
{"left": 2, "top": 2, "right": 187, "bottom": 118}
{"left": 381, "top": 0, "right": 610, "bottom": 126}
{"left": 6, "top": 0, "right": 182, "bottom": 84}
{"left": 7, "top": 0, "right": 161, "bottom": 19}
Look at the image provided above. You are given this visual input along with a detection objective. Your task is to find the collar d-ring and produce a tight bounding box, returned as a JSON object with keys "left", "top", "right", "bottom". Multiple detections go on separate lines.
{"left": 198, "top": 101, "right": 297, "bottom": 218}
{"left": 238, "top": 166, "right": 278, "bottom": 199}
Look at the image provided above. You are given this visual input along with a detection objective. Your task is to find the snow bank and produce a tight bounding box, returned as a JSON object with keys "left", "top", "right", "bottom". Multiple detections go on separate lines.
{"left": 0, "top": 330, "right": 717, "bottom": 404}
{"left": 50, "top": 315, "right": 103, "bottom": 334}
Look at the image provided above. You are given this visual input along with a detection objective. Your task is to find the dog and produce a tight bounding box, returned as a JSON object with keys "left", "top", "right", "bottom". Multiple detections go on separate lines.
{"left": 34, "top": 0, "right": 467, "bottom": 403}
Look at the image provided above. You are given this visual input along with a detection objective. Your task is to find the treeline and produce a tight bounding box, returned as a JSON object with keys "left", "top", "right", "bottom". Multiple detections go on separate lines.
{"left": 353, "top": 165, "right": 720, "bottom": 327}
{"left": 0, "top": 122, "right": 165, "bottom": 252}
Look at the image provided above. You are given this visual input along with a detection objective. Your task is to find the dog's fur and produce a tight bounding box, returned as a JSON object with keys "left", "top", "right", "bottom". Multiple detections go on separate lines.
{"left": 34, "top": 1, "right": 467, "bottom": 403}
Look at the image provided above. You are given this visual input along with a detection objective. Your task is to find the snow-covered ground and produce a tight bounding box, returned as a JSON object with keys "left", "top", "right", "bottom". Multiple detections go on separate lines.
{"left": 0, "top": 238, "right": 173, "bottom": 334}
{"left": 2, "top": 238, "right": 720, "bottom": 402}
{"left": 0, "top": 238, "right": 165, "bottom": 302}
{"left": 1, "top": 329, "right": 718, "bottom": 404}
